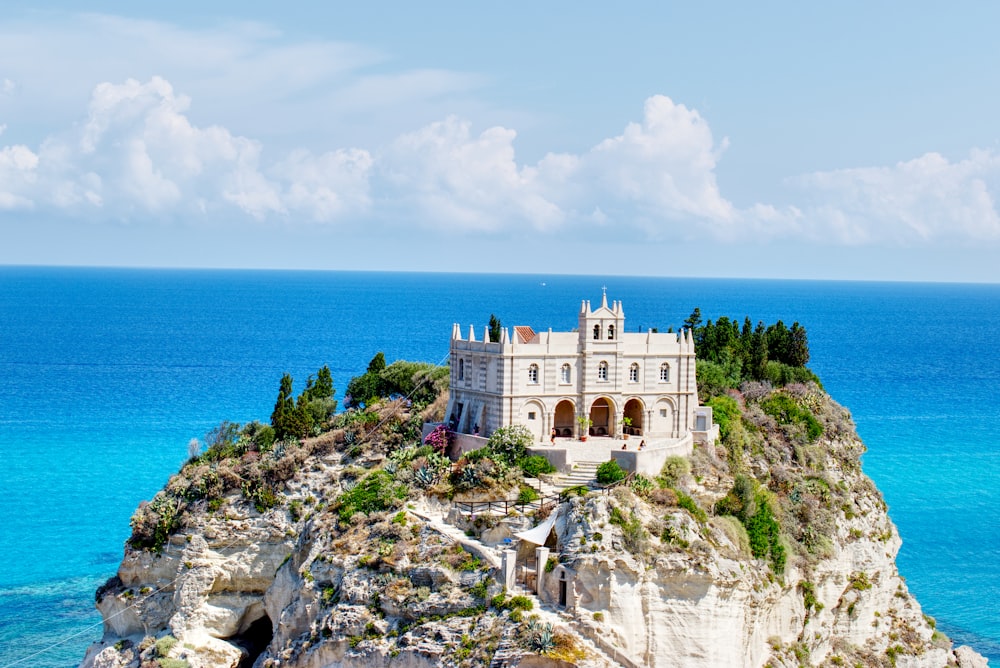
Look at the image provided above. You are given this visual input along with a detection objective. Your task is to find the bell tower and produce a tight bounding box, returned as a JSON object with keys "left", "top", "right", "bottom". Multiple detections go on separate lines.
{"left": 578, "top": 288, "right": 625, "bottom": 349}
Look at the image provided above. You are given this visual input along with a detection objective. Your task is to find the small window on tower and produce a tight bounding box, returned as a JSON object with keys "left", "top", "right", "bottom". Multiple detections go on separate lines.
{"left": 458, "top": 358, "right": 464, "bottom": 381}
{"left": 608, "top": 324, "right": 615, "bottom": 340}
{"left": 598, "top": 361, "right": 609, "bottom": 381}
{"left": 629, "top": 363, "right": 639, "bottom": 382}
{"left": 528, "top": 364, "right": 539, "bottom": 384}
{"left": 561, "top": 364, "right": 571, "bottom": 383}
{"left": 660, "top": 363, "right": 670, "bottom": 382}
{"left": 593, "top": 324, "right": 600, "bottom": 340}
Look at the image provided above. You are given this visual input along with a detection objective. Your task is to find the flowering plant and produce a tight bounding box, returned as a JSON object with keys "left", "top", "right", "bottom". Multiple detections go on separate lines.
{"left": 423, "top": 424, "right": 453, "bottom": 455}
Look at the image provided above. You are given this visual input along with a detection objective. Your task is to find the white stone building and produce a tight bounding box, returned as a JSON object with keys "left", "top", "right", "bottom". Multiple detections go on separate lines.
{"left": 445, "top": 293, "right": 714, "bottom": 444}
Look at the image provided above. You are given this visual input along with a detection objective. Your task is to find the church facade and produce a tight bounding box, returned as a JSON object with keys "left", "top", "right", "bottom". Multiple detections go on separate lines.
{"left": 446, "top": 294, "right": 710, "bottom": 443}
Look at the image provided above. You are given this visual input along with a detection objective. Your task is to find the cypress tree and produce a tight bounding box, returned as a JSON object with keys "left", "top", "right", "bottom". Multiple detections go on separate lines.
{"left": 368, "top": 352, "right": 386, "bottom": 374}
{"left": 788, "top": 322, "right": 810, "bottom": 367}
{"left": 683, "top": 307, "right": 703, "bottom": 332}
{"left": 749, "top": 322, "right": 769, "bottom": 381}
{"left": 271, "top": 373, "right": 296, "bottom": 440}
{"left": 488, "top": 314, "right": 502, "bottom": 343}
{"left": 312, "top": 365, "right": 334, "bottom": 399}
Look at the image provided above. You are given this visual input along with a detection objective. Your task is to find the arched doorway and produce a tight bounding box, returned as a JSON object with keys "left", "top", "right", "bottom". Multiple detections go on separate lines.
{"left": 623, "top": 398, "right": 644, "bottom": 436}
{"left": 589, "top": 397, "right": 613, "bottom": 437}
{"left": 554, "top": 400, "right": 575, "bottom": 437}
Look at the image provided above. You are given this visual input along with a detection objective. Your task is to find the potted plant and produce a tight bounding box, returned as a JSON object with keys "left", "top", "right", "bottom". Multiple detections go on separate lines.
{"left": 577, "top": 415, "right": 593, "bottom": 441}
{"left": 621, "top": 416, "right": 632, "bottom": 439}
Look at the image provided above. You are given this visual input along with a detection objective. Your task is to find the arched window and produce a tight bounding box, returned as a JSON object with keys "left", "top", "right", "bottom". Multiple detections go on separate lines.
{"left": 458, "top": 358, "right": 464, "bottom": 381}
{"left": 561, "top": 364, "right": 571, "bottom": 384}
{"left": 593, "top": 324, "right": 600, "bottom": 340}
{"left": 629, "top": 362, "right": 639, "bottom": 382}
{"left": 660, "top": 363, "right": 670, "bottom": 382}
{"left": 608, "top": 324, "right": 615, "bottom": 340}
{"left": 528, "top": 363, "right": 539, "bottom": 384}
{"left": 598, "top": 361, "right": 609, "bottom": 381}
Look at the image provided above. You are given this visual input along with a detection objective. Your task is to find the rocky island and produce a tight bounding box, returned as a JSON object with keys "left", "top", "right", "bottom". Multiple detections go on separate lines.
{"left": 80, "top": 305, "right": 988, "bottom": 668}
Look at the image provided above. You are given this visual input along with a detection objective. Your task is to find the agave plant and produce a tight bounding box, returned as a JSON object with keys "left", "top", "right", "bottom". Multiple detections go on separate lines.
{"left": 414, "top": 466, "right": 436, "bottom": 488}
{"left": 529, "top": 622, "right": 555, "bottom": 654}
{"left": 458, "top": 465, "right": 481, "bottom": 490}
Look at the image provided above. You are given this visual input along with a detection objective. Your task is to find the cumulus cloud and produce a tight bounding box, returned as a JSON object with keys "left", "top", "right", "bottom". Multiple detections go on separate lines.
{"left": 790, "top": 150, "right": 1000, "bottom": 244}
{"left": 378, "top": 95, "right": 740, "bottom": 237}
{"left": 3, "top": 73, "right": 1000, "bottom": 250}
{"left": 0, "top": 76, "right": 373, "bottom": 221}
{"left": 380, "top": 116, "right": 565, "bottom": 231}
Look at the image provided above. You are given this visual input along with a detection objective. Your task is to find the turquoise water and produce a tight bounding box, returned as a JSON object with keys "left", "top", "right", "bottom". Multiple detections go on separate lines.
{"left": 0, "top": 268, "right": 997, "bottom": 665}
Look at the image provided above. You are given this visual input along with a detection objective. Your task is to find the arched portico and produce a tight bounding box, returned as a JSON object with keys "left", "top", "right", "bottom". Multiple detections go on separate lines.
{"left": 554, "top": 399, "right": 576, "bottom": 437}
{"left": 589, "top": 397, "right": 616, "bottom": 437}
{"left": 623, "top": 398, "right": 644, "bottom": 435}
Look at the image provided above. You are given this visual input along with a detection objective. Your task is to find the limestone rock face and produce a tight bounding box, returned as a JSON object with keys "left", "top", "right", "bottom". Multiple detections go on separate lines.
{"left": 80, "top": 393, "right": 989, "bottom": 668}
{"left": 543, "top": 427, "right": 985, "bottom": 668}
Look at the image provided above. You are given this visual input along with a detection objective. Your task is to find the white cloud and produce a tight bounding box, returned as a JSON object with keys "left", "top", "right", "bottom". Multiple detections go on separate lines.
{"left": 270, "top": 148, "right": 373, "bottom": 222}
{"left": 3, "top": 69, "right": 1000, "bottom": 251}
{"left": 583, "top": 95, "right": 735, "bottom": 226}
{"left": 790, "top": 150, "right": 1000, "bottom": 244}
{"left": 0, "top": 143, "right": 39, "bottom": 210}
{"left": 380, "top": 116, "right": 565, "bottom": 231}
{"left": 0, "top": 76, "right": 373, "bottom": 221}
{"left": 377, "top": 95, "right": 741, "bottom": 237}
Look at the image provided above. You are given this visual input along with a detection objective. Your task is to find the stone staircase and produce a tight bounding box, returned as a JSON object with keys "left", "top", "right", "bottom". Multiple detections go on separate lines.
{"left": 551, "top": 460, "right": 604, "bottom": 491}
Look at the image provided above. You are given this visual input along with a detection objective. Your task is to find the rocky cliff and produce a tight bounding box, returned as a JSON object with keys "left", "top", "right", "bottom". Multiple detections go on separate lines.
{"left": 80, "top": 384, "right": 987, "bottom": 668}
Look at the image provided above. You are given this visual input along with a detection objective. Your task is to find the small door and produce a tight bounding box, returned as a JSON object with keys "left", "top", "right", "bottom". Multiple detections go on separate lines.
{"left": 558, "top": 578, "right": 567, "bottom": 606}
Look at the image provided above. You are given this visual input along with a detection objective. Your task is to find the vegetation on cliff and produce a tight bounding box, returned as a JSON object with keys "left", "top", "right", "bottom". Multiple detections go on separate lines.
{"left": 100, "top": 327, "right": 982, "bottom": 668}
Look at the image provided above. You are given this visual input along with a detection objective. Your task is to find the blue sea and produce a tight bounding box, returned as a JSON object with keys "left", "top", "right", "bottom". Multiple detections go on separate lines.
{"left": 0, "top": 267, "right": 997, "bottom": 666}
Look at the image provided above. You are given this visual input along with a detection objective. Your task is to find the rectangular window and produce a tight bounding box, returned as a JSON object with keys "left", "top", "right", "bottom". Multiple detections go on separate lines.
{"left": 528, "top": 411, "right": 537, "bottom": 420}
{"left": 660, "top": 409, "right": 668, "bottom": 417}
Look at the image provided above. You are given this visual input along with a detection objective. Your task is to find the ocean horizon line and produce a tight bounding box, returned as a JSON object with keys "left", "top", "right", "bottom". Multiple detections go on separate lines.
{"left": 3, "top": 262, "right": 1000, "bottom": 288}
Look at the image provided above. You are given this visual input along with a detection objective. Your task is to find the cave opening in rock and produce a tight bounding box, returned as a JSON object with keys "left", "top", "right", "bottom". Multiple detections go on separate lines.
{"left": 231, "top": 613, "right": 273, "bottom": 668}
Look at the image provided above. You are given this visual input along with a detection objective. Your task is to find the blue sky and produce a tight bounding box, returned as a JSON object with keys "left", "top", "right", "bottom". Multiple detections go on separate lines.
{"left": 3, "top": 2, "right": 1000, "bottom": 281}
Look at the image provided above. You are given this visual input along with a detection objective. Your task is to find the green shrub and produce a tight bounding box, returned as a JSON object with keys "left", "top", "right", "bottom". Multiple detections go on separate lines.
{"left": 849, "top": 571, "right": 872, "bottom": 591}
{"left": 799, "top": 580, "right": 824, "bottom": 614}
{"left": 505, "top": 595, "right": 533, "bottom": 611}
{"left": 763, "top": 362, "right": 822, "bottom": 388}
{"left": 630, "top": 474, "right": 654, "bottom": 498}
{"left": 696, "top": 359, "right": 741, "bottom": 399}
{"left": 154, "top": 635, "right": 178, "bottom": 658}
{"left": 129, "top": 493, "right": 181, "bottom": 552}
{"left": 335, "top": 470, "right": 407, "bottom": 522}
{"left": 760, "top": 393, "right": 823, "bottom": 441}
{"left": 517, "top": 485, "right": 540, "bottom": 504}
{"left": 595, "top": 460, "right": 626, "bottom": 485}
{"left": 741, "top": 493, "right": 785, "bottom": 574}
{"left": 609, "top": 506, "right": 648, "bottom": 553}
{"left": 674, "top": 489, "right": 708, "bottom": 523}
{"left": 658, "top": 456, "right": 691, "bottom": 488}
{"left": 469, "top": 577, "right": 491, "bottom": 599}
{"left": 520, "top": 455, "right": 556, "bottom": 477}
{"left": 706, "top": 395, "right": 740, "bottom": 440}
